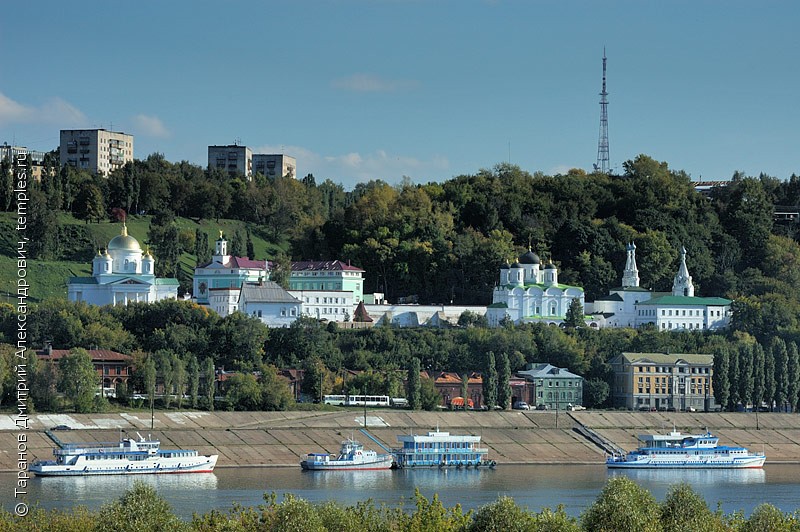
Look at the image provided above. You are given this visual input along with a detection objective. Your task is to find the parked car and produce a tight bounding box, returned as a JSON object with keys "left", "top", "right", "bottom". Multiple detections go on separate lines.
{"left": 513, "top": 401, "right": 530, "bottom": 410}
{"left": 536, "top": 404, "right": 548, "bottom": 410}
{"left": 51, "top": 425, "right": 71, "bottom": 431}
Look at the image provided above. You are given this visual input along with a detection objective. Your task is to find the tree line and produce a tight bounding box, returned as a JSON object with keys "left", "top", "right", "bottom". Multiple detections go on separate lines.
{"left": 6, "top": 298, "right": 800, "bottom": 413}
{"left": 7, "top": 152, "right": 800, "bottom": 343}
{"left": 0, "top": 478, "right": 797, "bottom": 531}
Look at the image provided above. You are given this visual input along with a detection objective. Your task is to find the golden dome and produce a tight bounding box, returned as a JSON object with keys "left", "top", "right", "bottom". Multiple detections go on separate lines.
{"left": 107, "top": 223, "right": 142, "bottom": 252}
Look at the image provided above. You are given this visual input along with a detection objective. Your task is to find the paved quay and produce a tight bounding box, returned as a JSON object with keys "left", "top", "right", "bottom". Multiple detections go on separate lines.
{"left": 2, "top": 410, "right": 800, "bottom": 470}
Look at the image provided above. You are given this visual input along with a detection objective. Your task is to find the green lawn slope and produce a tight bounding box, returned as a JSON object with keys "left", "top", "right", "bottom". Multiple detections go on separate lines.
{"left": 0, "top": 212, "right": 284, "bottom": 303}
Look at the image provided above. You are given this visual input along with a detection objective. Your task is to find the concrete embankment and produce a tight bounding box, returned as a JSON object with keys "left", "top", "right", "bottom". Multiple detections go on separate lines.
{"left": 2, "top": 410, "right": 799, "bottom": 470}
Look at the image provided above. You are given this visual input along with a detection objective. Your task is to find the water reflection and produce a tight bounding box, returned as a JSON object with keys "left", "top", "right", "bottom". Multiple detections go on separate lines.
{"left": 609, "top": 468, "right": 767, "bottom": 486}
{"left": 31, "top": 473, "right": 218, "bottom": 512}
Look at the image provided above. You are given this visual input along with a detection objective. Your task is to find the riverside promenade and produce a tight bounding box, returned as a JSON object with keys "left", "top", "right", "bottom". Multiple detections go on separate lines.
{"left": 3, "top": 410, "right": 800, "bottom": 470}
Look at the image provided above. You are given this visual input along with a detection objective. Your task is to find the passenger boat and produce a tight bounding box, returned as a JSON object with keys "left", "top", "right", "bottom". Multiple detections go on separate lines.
{"left": 392, "top": 429, "right": 495, "bottom": 469}
{"left": 30, "top": 433, "right": 218, "bottom": 476}
{"left": 300, "top": 439, "right": 394, "bottom": 470}
{"left": 606, "top": 430, "right": 765, "bottom": 469}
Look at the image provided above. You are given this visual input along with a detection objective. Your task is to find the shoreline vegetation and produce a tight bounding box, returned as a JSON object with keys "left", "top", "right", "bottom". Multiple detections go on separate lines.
{"left": 2, "top": 477, "right": 798, "bottom": 531}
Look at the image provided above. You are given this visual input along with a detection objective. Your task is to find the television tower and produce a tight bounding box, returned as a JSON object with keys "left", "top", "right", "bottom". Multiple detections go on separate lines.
{"left": 595, "top": 48, "right": 610, "bottom": 173}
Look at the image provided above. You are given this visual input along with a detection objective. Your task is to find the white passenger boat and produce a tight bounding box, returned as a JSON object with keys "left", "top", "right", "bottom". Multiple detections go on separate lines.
{"left": 31, "top": 433, "right": 218, "bottom": 476}
{"left": 606, "top": 430, "right": 765, "bottom": 469}
{"left": 300, "top": 439, "right": 393, "bottom": 470}
{"left": 393, "top": 429, "right": 495, "bottom": 469}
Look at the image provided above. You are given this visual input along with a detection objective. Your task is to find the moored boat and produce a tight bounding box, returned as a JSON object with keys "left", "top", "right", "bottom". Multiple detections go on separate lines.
{"left": 606, "top": 430, "right": 765, "bottom": 469}
{"left": 31, "top": 433, "right": 218, "bottom": 476}
{"left": 300, "top": 439, "right": 393, "bottom": 471}
{"left": 392, "top": 429, "right": 495, "bottom": 469}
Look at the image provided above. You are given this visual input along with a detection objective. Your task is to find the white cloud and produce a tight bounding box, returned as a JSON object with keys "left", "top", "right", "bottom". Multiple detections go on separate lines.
{"left": 252, "top": 144, "right": 450, "bottom": 188}
{"left": 331, "top": 73, "right": 419, "bottom": 93}
{"left": 0, "top": 92, "right": 87, "bottom": 126}
{"left": 131, "top": 114, "right": 170, "bottom": 138}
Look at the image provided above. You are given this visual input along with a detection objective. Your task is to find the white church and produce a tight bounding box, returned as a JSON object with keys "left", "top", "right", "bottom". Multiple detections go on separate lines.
{"left": 587, "top": 243, "right": 731, "bottom": 331}
{"left": 67, "top": 223, "right": 179, "bottom": 306}
{"left": 486, "top": 249, "right": 585, "bottom": 326}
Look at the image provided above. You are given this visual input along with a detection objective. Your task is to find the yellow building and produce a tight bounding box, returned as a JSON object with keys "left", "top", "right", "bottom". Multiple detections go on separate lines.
{"left": 609, "top": 352, "right": 714, "bottom": 412}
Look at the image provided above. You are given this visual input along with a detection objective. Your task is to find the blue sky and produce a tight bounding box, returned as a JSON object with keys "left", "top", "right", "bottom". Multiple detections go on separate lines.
{"left": 2, "top": 1, "right": 798, "bottom": 190}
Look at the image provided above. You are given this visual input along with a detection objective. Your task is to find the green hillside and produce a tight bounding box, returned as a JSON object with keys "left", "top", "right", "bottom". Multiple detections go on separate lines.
{"left": 0, "top": 212, "right": 284, "bottom": 303}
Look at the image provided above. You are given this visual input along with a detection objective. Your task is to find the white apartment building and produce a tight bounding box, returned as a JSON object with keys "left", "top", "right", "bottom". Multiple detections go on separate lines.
{"left": 60, "top": 129, "right": 133, "bottom": 176}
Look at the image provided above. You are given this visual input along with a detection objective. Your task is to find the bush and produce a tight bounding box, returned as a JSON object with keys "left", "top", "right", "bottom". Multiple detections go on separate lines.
{"left": 580, "top": 477, "right": 661, "bottom": 532}
{"left": 469, "top": 496, "right": 535, "bottom": 531}
{"left": 93, "top": 481, "right": 185, "bottom": 532}
{"left": 659, "top": 483, "right": 725, "bottom": 532}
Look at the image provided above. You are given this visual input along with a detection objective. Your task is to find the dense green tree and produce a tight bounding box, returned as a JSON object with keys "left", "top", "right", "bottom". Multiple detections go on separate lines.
{"left": 771, "top": 337, "right": 789, "bottom": 411}
{"left": 215, "top": 312, "right": 268, "bottom": 371}
{"left": 497, "top": 352, "right": 512, "bottom": 410}
{"left": 753, "top": 343, "right": 766, "bottom": 410}
{"left": 468, "top": 496, "right": 537, "bottom": 531}
{"left": 156, "top": 349, "right": 175, "bottom": 408}
{"left": 93, "top": 481, "right": 184, "bottom": 532}
{"left": 230, "top": 227, "right": 245, "bottom": 258}
{"left": 58, "top": 348, "right": 98, "bottom": 413}
{"left": 659, "top": 483, "right": 722, "bottom": 532}
{"left": 0, "top": 157, "right": 13, "bottom": 211}
{"left": 269, "top": 251, "right": 292, "bottom": 289}
{"left": 419, "top": 377, "right": 441, "bottom": 411}
{"left": 460, "top": 373, "right": 469, "bottom": 406}
{"left": 187, "top": 355, "right": 199, "bottom": 409}
{"left": 563, "top": 298, "right": 586, "bottom": 329}
{"left": 193, "top": 229, "right": 211, "bottom": 266}
{"left": 224, "top": 373, "right": 262, "bottom": 410}
{"left": 728, "top": 345, "right": 741, "bottom": 410}
{"left": 202, "top": 357, "right": 215, "bottom": 411}
{"left": 713, "top": 347, "right": 730, "bottom": 411}
{"left": 302, "top": 357, "right": 331, "bottom": 403}
{"left": 73, "top": 180, "right": 106, "bottom": 223}
{"left": 737, "top": 343, "right": 754, "bottom": 409}
{"left": 581, "top": 476, "right": 660, "bottom": 532}
{"left": 259, "top": 365, "right": 294, "bottom": 410}
{"left": 584, "top": 378, "right": 610, "bottom": 409}
{"left": 722, "top": 177, "right": 774, "bottom": 269}
{"left": 147, "top": 214, "right": 183, "bottom": 278}
{"left": 27, "top": 189, "right": 61, "bottom": 259}
{"left": 742, "top": 503, "right": 797, "bottom": 532}
{"left": 788, "top": 342, "right": 800, "bottom": 413}
{"left": 144, "top": 355, "right": 156, "bottom": 413}
{"left": 407, "top": 357, "right": 422, "bottom": 410}
{"left": 173, "top": 353, "right": 186, "bottom": 409}
{"left": 765, "top": 344, "right": 776, "bottom": 411}
{"left": 483, "top": 351, "right": 498, "bottom": 409}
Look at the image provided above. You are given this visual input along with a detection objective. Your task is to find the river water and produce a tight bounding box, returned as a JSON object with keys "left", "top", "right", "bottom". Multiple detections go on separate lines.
{"left": 3, "top": 464, "right": 799, "bottom": 520}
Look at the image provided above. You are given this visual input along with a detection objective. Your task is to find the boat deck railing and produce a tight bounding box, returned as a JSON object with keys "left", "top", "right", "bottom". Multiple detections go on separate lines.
{"left": 393, "top": 447, "right": 489, "bottom": 455}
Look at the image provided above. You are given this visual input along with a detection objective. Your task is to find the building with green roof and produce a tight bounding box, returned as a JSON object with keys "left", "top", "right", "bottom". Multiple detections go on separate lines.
{"left": 587, "top": 244, "right": 731, "bottom": 331}
{"left": 487, "top": 249, "right": 585, "bottom": 327}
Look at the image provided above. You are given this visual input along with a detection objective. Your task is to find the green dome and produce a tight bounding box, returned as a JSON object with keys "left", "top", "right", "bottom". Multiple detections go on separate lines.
{"left": 108, "top": 224, "right": 142, "bottom": 252}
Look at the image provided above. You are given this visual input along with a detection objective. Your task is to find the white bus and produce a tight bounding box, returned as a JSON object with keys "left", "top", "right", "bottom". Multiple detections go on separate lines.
{"left": 345, "top": 395, "right": 390, "bottom": 407}
{"left": 322, "top": 394, "right": 347, "bottom": 406}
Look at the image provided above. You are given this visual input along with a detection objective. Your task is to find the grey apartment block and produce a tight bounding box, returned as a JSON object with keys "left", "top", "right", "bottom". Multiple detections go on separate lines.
{"left": 208, "top": 145, "right": 253, "bottom": 179}
{"left": 60, "top": 129, "right": 134, "bottom": 176}
{"left": 253, "top": 154, "right": 296, "bottom": 179}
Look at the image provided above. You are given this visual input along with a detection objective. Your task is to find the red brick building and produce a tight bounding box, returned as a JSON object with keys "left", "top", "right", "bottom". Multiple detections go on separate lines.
{"left": 36, "top": 346, "right": 133, "bottom": 394}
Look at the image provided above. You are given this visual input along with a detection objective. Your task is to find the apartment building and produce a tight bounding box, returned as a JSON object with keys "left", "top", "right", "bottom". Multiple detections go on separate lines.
{"left": 253, "top": 153, "right": 296, "bottom": 178}
{"left": 208, "top": 144, "right": 253, "bottom": 178}
{"left": 609, "top": 352, "right": 715, "bottom": 412}
{"left": 60, "top": 129, "right": 133, "bottom": 176}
